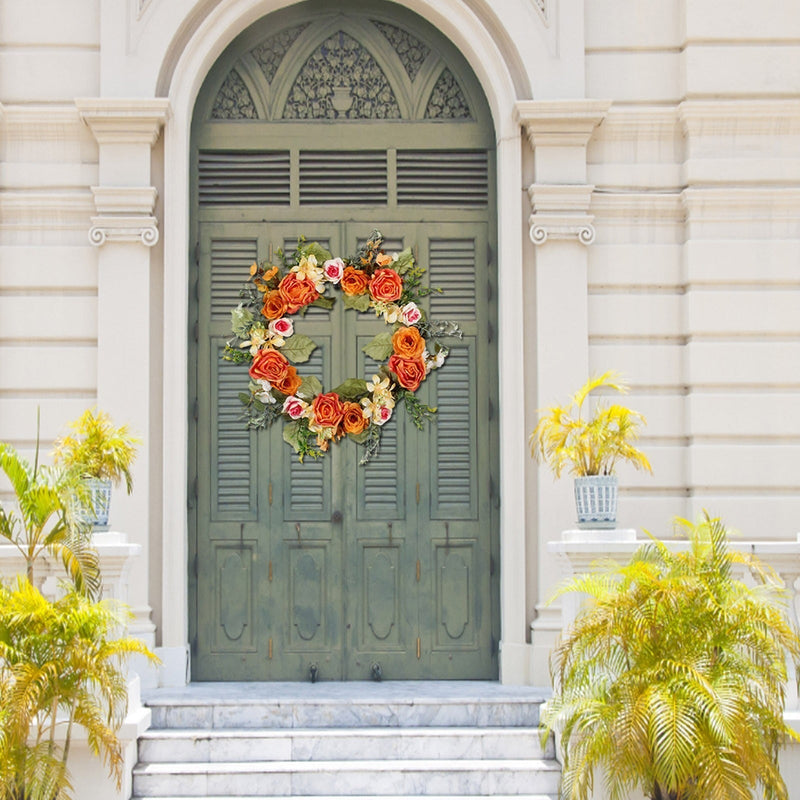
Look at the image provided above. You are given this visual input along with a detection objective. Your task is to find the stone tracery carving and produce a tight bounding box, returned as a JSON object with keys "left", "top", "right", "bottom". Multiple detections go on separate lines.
{"left": 372, "top": 20, "right": 430, "bottom": 81}
{"left": 212, "top": 70, "right": 258, "bottom": 120}
{"left": 282, "top": 30, "right": 401, "bottom": 120}
{"left": 425, "top": 68, "right": 472, "bottom": 120}
{"left": 249, "top": 23, "right": 310, "bottom": 84}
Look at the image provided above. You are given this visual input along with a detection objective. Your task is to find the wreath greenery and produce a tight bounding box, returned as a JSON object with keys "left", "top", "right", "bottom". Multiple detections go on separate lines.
{"left": 224, "top": 231, "right": 458, "bottom": 463}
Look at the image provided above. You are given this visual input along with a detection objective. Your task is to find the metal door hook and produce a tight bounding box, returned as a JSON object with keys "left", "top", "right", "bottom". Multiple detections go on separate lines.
{"left": 309, "top": 663, "right": 319, "bottom": 683}
{"left": 370, "top": 662, "right": 383, "bottom": 682}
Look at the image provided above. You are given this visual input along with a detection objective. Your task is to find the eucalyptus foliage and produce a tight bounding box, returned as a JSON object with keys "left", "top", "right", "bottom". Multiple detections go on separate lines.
{"left": 541, "top": 513, "right": 800, "bottom": 800}
{"left": 0, "top": 578, "right": 158, "bottom": 800}
{"left": 530, "top": 371, "right": 652, "bottom": 477}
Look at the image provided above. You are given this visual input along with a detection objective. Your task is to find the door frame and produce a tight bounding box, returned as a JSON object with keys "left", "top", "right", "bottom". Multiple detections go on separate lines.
{"left": 158, "top": 0, "right": 531, "bottom": 686}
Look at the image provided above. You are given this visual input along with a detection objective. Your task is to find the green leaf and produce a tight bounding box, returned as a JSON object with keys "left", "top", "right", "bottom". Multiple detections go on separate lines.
{"left": 362, "top": 332, "right": 394, "bottom": 362}
{"left": 302, "top": 241, "right": 333, "bottom": 264}
{"left": 310, "top": 295, "right": 336, "bottom": 310}
{"left": 238, "top": 392, "right": 251, "bottom": 406}
{"left": 347, "top": 429, "right": 371, "bottom": 444}
{"left": 298, "top": 375, "right": 323, "bottom": 401}
{"left": 231, "top": 304, "right": 254, "bottom": 337}
{"left": 282, "top": 421, "right": 303, "bottom": 452}
{"left": 331, "top": 378, "right": 369, "bottom": 400}
{"left": 393, "top": 247, "right": 415, "bottom": 275}
{"left": 280, "top": 334, "right": 317, "bottom": 364}
{"left": 343, "top": 292, "right": 372, "bottom": 312}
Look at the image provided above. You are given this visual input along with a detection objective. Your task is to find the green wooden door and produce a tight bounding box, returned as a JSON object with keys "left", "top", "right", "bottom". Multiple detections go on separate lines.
{"left": 188, "top": 3, "right": 499, "bottom": 681}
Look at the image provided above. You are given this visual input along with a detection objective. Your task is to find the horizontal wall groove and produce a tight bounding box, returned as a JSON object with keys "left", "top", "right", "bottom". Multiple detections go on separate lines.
{"left": 0, "top": 339, "right": 97, "bottom": 347}
{"left": 590, "top": 336, "right": 688, "bottom": 346}
{"left": 0, "top": 389, "right": 96, "bottom": 399}
{"left": 0, "top": 44, "right": 100, "bottom": 53}
{"left": 0, "top": 288, "right": 97, "bottom": 298}
{"left": 689, "top": 487, "right": 800, "bottom": 496}
{"left": 589, "top": 286, "right": 686, "bottom": 295}
{"left": 688, "top": 334, "right": 800, "bottom": 343}
{"left": 690, "top": 436, "right": 800, "bottom": 445}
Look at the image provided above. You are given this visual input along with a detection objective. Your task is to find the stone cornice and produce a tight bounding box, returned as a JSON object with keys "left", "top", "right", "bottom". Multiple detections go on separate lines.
{"left": 514, "top": 99, "right": 612, "bottom": 147}
{"left": 682, "top": 187, "right": 800, "bottom": 222}
{"left": 527, "top": 183, "right": 596, "bottom": 245}
{"left": 75, "top": 97, "right": 170, "bottom": 146}
{"left": 680, "top": 99, "right": 800, "bottom": 137}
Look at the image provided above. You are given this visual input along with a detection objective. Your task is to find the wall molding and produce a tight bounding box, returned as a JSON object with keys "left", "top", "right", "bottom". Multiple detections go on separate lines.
{"left": 527, "top": 183, "right": 596, "bottom": 245}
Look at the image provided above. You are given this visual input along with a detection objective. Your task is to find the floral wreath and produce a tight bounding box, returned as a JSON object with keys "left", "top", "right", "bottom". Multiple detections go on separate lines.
{"left": 224, "top": 231, "right": 459, "bottom": 463}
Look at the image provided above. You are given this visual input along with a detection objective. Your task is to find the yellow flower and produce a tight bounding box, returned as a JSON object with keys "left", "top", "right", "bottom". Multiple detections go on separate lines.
{"left": 291, "top": 254, "right": 326, "bottom": 292}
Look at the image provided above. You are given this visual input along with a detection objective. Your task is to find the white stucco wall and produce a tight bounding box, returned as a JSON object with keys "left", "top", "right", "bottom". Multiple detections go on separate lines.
{"left": 2, "top": 0, "right": 799, "bottom": 796}
{"left": 0, "top": 0, "right": 798, "bottom": 691}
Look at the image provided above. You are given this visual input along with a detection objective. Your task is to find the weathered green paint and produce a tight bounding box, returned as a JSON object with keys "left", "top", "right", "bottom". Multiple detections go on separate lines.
{"left": 189, "top": 2, "right": 499, "bottom": 681}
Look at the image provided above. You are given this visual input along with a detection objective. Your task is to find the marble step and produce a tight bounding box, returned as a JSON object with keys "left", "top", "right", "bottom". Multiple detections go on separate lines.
{"left": 144, "top": 683, "right": 546, "bottom": 730}
{"left": 131, "top": 796, "right": 559, "bottom": 799}
{"left": 132, "top": 758, "right": 562, "bottom": 797}
{"left": 139, "top": 727, "right": 554, "bottom": 764}
{"left": 132, "top": 796, "right": 559, "bottom": 800}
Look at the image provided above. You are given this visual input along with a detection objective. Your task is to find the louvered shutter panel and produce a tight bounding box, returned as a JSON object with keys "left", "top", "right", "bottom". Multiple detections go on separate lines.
{"left": 357, "top": 345, "right": 405, "bottom": 520}
{"left": 210, "top": 239, "right": 259, "bottom": 320}
{"left": 285, "top": 344, "right": 331, "bottom": 518}
{"left": 213, "top": 342, "right": 257, "bottom": 519}
{"left": 397, "top": 151, "right": 488, "bottom": 207}
{"left": 299, "top": 151, "right": 388, "bottom": 205}
{"left": 428, "top": 238, "right": 477, "bottom": 320}
{"left": 198, "top": 151, "right": 290, "bottom": 206}
{"left": 430, "top": 342, "right": 477, "bottom": 519}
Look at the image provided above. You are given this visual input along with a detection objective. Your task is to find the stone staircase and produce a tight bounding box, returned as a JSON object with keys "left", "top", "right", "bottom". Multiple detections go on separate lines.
{"left": 132, "top": 681, "right": 561, "bottom": 799}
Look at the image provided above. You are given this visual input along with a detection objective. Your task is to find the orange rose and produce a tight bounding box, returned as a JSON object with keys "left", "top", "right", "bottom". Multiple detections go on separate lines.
{"left": 341, "top": 265, "right": 369, "bottom": 296}
{"left": 368, "top": 268, "right": 403, "bottom": 303}
{"left": 273, "top": 368, "right": 301, "bottom": 397}
{"left": 391, "top": 326, "right": 425, "bottom": 359}
{"left": 342, "top": 401, "right": 369, "bottom": 434}
{"left": 376, "top": 252, "right": 393, "bottom": 267}
{"left": 279, "top": 272, "right": 319, "bottom": 314}
{"left": 262, "top": 290, "right": 288, "bottom": 321}
{"left": 249, "top": 349, "right": 291, "bottom": 384}
{"left": 388, "top": 354, "right": 426, "bottom": 392}
{"left": 312, "top": 392, "right": 345, "bottom": 428}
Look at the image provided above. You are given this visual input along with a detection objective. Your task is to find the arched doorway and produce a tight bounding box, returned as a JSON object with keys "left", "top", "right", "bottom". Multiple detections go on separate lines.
{"left": 188, "top": 1, "right": 499, "bottom": 681}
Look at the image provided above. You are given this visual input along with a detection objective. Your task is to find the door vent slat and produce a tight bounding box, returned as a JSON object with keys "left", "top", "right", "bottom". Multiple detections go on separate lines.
{"left": 397, "top": 150, "right": 488, "bottom": 207}
{"left": 199, "top": 151, "right": 290, "bottom": 206}
{"left": 299, "top": 151, "right": 388, "bottom": 205}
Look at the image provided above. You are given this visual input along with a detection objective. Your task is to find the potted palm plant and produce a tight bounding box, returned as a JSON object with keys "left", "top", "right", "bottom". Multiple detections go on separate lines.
{"left": 0, "top": 576, "right": 158, "bottom": 800}
{"left": 53, "top": 408, "right": 139, "bottom": 530}
{"left": 541, "top": 513, "right": 800, "bottom": 800}
{"left": 530, "top": 371, "right": 652, "bottom": 527}
{"left": 0, "top": 434, "right": 100, "bottom": 598}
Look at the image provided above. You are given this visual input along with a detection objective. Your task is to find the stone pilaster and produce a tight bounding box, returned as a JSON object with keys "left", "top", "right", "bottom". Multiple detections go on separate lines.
{"left": 76, "top": 98, "right": 169, "bottom": 659}
{"left": 514, "top": 99, "right": 609, "bottom": 685}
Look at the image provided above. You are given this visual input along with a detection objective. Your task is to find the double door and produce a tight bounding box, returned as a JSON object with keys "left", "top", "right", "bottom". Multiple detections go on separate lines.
{"left": 189, "top": 220, "right": 498, "bottom": 680}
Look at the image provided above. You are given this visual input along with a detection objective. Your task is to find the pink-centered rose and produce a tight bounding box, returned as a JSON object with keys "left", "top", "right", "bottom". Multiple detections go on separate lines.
{"left": 282, "top": 395, "right": 308, "bottom": 420}
{"left": 401, "top": 302, "right": 422, "bottom": 326}
{"left": 269, "top": 317, "right": 293, "bottom": 337}
{"left": 323, "top": 258, "right": 344, "bottom": 284}
{"left": 374, "top": 405, "right": 393, "bottom": 426}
